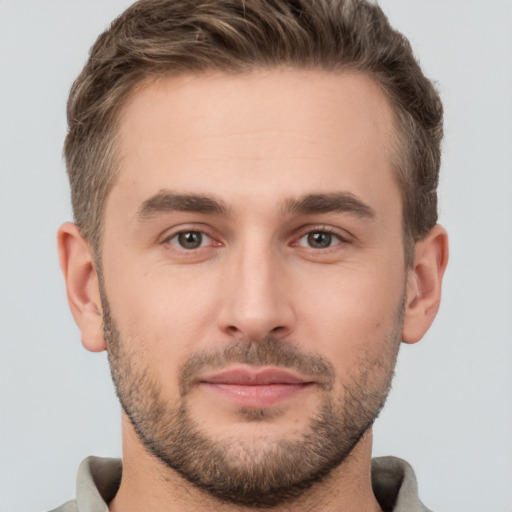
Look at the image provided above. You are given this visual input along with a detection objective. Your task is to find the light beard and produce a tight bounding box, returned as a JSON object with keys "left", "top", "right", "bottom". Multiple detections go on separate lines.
{"left": 102, "top": 293, "right": 403, "bottom": 508}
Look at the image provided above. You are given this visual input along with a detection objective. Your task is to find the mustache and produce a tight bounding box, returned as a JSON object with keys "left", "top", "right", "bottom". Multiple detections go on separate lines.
{"left": 178, "top": 336, "right": 335, "bottom": 396}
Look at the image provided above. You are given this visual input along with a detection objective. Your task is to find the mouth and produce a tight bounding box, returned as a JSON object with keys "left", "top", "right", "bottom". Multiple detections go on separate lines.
{"left": 198, "top": 367, "right": 315, "bottom": 408}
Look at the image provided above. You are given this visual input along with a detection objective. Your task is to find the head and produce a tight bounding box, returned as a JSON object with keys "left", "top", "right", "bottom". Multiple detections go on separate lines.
{"left": 65, "top": 0, "right": 443, "bottom": 265}
{"left": 59, "top": 0, "right": 448, "bottom": 508}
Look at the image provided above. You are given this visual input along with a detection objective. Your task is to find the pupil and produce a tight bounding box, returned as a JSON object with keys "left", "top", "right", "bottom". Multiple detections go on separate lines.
{"left": 178, "top": 232, "right": 202, "bottom": 249}
{"left": 308, "top": 232, "right": 331, "bottom": 248}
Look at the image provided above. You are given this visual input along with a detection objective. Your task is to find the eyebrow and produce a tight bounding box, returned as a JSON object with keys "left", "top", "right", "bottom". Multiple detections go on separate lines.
{"left": 138, "top": 190, "right": 229, "bottom": 219}
{"left": 284, "top": 192, "right": 376, "bottom": 219}
{"left": 137, "top": 190, "right": 375, "bottom": 221}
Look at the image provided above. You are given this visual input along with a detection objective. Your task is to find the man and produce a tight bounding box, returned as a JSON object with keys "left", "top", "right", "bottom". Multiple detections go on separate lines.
{"left": 54, "top": 0, "right": 448, "bottom": 510}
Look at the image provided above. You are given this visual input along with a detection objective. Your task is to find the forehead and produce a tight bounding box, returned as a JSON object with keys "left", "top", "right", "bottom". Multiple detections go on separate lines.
{"left": 112, "top": 69, "right": 399, "bottom": 215}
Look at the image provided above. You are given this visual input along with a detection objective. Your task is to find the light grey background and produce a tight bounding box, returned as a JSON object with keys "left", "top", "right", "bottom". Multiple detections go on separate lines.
{"left": 1, "top": 1, "right": 511, "bottom": 511}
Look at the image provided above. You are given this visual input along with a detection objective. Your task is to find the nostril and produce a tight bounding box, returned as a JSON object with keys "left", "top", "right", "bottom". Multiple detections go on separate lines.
{"left": 226, "top": 325, "right": 242, "bottom": 336}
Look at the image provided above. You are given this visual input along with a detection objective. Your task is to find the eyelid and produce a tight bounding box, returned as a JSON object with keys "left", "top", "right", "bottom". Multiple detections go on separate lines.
{"left": 168, "top": 231, "right": 213, "bottom": 249}
{"left": 159, "top": 224, "right": 222, "bottom": 248}
{"left": 292, "top": 225, "right": 352, "bottom": 246}
{"left": 157, "top": 223, "right": 352, "bottom": 252}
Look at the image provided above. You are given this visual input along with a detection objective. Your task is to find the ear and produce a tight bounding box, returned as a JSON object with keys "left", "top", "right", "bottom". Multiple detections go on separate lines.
{"left": 57, "top": 222, "right": 106, "bottom": 352}
{"left": 402, "top": 224, "right": 449, "bottom": 344}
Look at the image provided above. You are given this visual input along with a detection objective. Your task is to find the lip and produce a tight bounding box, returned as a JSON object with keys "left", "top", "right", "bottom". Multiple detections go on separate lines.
{"left": 198, "top": 367, "right": 313, "bottom": 408}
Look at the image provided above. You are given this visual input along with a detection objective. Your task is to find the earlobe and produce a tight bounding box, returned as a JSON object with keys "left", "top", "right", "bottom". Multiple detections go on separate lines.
{"left": 57, "top": 222, "right": 106, "bottom": 352}
{"left": 402, "top": 224, "right": 449, "bottom": 344}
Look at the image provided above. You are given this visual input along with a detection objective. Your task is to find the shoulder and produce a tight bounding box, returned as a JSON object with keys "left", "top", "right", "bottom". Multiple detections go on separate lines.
{"left": 372, "top": 456, "right": 433, "bottom": 512}
{"left": 47, "top": 500, "right": 78, "bottom": 512}
{"left": 46, "top": 456, "right": 121, "bottom": 512}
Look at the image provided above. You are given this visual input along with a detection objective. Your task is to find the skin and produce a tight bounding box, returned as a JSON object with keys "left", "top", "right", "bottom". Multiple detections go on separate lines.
{"left": 58, "top": 69, "right": 448, "bottom": 512}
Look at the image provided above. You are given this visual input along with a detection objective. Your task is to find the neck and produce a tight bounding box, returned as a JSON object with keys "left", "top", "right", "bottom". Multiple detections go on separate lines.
{"left": 109, "top": 415, "right": 382, "bottom": 512}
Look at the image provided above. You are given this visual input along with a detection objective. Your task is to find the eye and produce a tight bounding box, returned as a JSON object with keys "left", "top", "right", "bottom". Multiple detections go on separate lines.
{"left": 297, "top": 230, "right": 343, "bottom": 249}
{"left": 167, "top": 231, "right": 213, "bottom": 250}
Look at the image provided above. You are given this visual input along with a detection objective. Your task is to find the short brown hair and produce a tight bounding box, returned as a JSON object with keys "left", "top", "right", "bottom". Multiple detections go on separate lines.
{"left": 65, "top": 0, "right": 443, "bottom": 263}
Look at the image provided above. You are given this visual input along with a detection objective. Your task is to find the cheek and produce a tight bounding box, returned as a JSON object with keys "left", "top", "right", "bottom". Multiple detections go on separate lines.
{"left": 103, "top": 255, "right": 222, "bottom": 361}
{"left": 297, "top": 262, "right": 405, "bottom": 360}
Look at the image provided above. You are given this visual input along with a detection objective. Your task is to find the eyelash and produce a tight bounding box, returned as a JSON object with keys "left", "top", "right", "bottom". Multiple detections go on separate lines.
{"left": 293, "top": 226, "right": 350, "bottom": 251}
{"left": 163, "top": 230, "right": 218, "bottom": 251}
{"left": 162, "top": 226, "right": 350, "bottom": 252}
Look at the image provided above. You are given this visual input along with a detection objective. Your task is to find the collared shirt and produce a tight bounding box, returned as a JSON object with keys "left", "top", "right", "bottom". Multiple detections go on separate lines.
{"left": 50, "top": 455, "right": 432, "bottom": 512}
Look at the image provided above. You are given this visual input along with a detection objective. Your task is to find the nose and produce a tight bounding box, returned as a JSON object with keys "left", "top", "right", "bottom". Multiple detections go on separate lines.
{"left": 217, "top": 239, "right": 296, "bottom": 342}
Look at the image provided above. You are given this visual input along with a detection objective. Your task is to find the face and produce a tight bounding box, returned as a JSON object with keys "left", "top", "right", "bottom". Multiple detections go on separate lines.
{"left": 101, "top": 69, "right": 407, "bottom": 506}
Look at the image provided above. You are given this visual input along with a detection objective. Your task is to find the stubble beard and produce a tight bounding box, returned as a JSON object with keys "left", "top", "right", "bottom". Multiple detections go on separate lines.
{"left": 102, "top": 293, "right": 403, "bottom": 508}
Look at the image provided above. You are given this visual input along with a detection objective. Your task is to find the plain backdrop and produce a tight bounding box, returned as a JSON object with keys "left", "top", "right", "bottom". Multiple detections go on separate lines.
{"left": 1, "top": 1, "right": 511, "bottom": 511}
